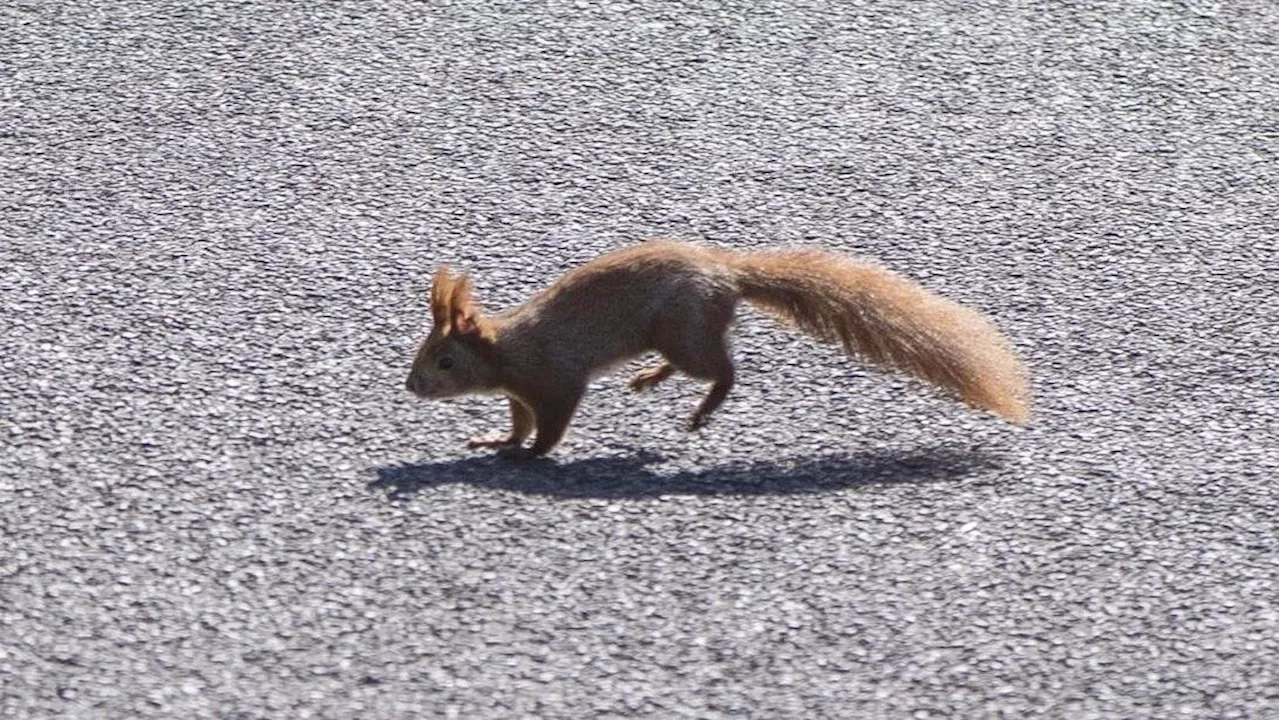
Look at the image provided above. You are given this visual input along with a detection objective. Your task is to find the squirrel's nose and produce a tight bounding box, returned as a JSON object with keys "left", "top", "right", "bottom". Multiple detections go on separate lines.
{"left": 405, "top": 375, "right": 417, "bottom": 394}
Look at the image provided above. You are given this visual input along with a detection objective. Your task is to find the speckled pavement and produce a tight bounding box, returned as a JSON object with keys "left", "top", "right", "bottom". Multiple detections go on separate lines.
{"left": 3, "top": 1, "right": 1276, "bottom": 717}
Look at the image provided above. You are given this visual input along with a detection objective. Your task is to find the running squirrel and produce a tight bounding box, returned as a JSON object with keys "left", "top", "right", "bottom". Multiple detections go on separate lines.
{"left": 406, "top": 240, "right": 1030, "bottom": 458}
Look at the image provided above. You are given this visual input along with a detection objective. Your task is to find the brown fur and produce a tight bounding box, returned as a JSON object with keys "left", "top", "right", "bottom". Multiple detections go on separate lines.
{"left": 407, "top": 240, "right": 1030, "bottom": 457}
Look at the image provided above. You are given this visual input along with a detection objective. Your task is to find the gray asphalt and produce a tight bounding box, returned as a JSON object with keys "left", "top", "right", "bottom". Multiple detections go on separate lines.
{"left": 2, "top": 1, "right": 1276, "bottom": 717}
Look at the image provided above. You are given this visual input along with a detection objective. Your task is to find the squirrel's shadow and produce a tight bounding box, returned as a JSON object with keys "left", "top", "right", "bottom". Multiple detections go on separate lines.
{"left": 369, "top": 444, "right": 1001, "bottom": 501}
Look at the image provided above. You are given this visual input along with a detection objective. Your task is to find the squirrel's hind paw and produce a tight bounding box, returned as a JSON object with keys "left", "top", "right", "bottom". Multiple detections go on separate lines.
{"left": 629, "top": 363, "right": 675, "bottom": 393}
{"left": 686, "top": 414, "right": 712, "bottom": 432}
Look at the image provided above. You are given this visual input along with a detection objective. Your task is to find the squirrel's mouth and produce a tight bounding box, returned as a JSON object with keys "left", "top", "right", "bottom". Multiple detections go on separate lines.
{"left": 405, "top": 375, "right": 430, "bottom": 398}
{"left": 406, "top": 379, "right": 446, "bottom": 400}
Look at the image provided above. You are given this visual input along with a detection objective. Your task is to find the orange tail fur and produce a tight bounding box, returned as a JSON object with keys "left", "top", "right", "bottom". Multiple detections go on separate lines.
{"left": 729, "top": 248, "right": 1031, "bottom": 423}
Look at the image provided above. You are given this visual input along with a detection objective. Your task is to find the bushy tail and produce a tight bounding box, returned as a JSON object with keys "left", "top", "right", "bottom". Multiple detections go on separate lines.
{"left": 729, "top": 248, "right": 1030, "bottom": 423}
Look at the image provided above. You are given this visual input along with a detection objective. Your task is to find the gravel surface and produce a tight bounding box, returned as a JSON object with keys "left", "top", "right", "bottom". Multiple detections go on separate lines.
{"left": 3, "top": 1, "right": 1277, "bottom": 717}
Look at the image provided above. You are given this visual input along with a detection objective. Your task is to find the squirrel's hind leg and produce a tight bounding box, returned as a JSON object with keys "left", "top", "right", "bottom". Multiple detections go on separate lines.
{"left": 655, "top": 335, "right": 736, "bottom": 431}
{"left": 687, "top": 366, "right": 734, "bottom": 431}
{"left": 628, "top": 358, "right": 734, "bottom": 429}
{"left": 629, "top": 362, "right": 675, "bottom": 393}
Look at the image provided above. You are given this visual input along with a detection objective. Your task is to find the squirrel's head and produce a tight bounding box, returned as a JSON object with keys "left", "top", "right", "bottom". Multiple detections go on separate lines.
{"left": 406, "top": 266, "right": 499, "bottom": 399}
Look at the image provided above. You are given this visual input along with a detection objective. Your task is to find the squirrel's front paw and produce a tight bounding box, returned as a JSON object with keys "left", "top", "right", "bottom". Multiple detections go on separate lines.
{"left": 467, "top": 435, "right": 520, "bottom": 450}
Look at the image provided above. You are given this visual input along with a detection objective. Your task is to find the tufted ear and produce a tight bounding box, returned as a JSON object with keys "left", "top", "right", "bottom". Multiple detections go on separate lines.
{"left": 430, "top": 266, "right": 455, "bottom": 329}
{"left": 448, "top": 274, "right": 484, "bottom": 336}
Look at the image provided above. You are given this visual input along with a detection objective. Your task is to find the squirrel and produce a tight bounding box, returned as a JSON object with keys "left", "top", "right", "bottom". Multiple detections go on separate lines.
{"left": 406, "top": 240, "right": 1030, "bottom": 458}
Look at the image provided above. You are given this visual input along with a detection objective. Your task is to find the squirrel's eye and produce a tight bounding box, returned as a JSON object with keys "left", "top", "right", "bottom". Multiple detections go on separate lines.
{"left": 437, "top": 356, "right": 454, "bottom": 370}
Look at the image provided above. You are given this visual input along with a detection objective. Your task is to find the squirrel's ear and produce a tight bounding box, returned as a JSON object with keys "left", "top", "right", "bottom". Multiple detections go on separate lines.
{"left": 430, "top": 266, "right": 455, "bottom": 328}
{"left": 454, "top": 308, "right": 479, "bottom": 336}
{"left": 448, "top": 275, "right": 487, "bottom": 338}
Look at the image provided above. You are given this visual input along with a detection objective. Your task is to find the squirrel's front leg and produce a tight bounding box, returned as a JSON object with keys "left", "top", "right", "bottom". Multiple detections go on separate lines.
{"left": 496, "top": 386, "right": 584, "bottom": 459}
{"left": 467, "top": 396, "right": 534, "bottom": 450}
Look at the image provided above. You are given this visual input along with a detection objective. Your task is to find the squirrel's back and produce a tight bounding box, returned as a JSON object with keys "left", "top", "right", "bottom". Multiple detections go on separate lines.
{"left": 496, "top": 241, "right": 738, "bottom": 375}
